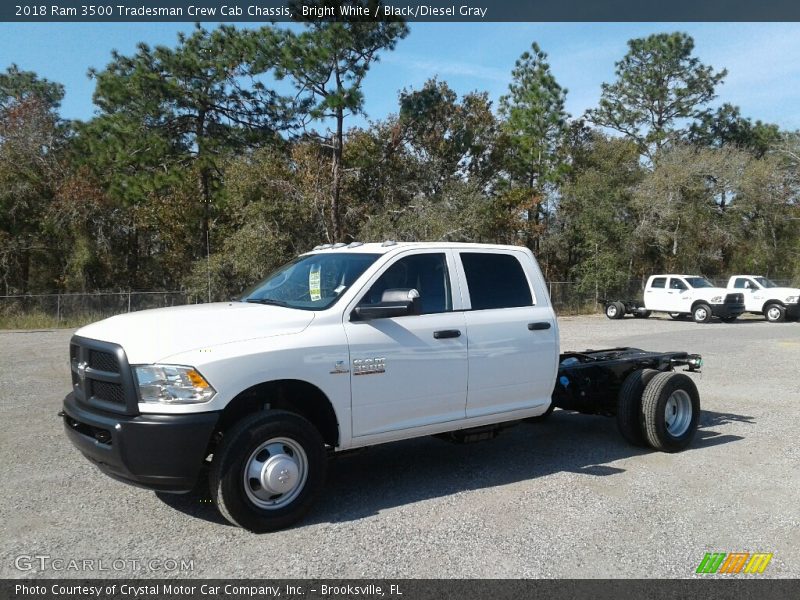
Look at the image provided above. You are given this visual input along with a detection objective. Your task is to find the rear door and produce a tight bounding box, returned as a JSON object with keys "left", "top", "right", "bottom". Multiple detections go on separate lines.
{"left": 456, "top": 250, "right": 557, "bottom": 418}
{"left": 644, "top": 276, "right": 668, "bottom": 310}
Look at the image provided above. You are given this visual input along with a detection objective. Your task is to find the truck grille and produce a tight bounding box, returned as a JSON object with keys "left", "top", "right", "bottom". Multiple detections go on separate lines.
{"left": 725, "top": 293, "right": 744, "bottom": 305}
{"left": 91, "top": 381, "right": 126, "bottom": 405}
{"left": 89, "top": 350, "right": 119, "bottom": 373}
{"left": 69, "top": 336, "right": 137, "bottom": 414}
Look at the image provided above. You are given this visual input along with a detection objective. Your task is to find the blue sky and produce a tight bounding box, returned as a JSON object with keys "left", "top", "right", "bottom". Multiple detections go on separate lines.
{"left": 2, "top": 22, "right": 800, "bottom": 130}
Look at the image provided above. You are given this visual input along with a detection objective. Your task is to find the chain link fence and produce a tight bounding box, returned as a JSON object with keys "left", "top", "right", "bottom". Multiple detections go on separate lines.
{"left": 1, "top": 277, "right": 797, "bottom": 328}
{"left": 0, "top": 292, "right": 194, "bottom": 328}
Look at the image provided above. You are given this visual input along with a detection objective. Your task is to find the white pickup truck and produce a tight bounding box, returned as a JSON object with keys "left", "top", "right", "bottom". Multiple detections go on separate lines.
{"left": 605, "top": 274, "right": 745, "bottom": 323}
{"left": 726, "top": 275, "right": 800, "bottom": 323}
{"left": 62, "top": 242, "right": 703, "bottom": 531}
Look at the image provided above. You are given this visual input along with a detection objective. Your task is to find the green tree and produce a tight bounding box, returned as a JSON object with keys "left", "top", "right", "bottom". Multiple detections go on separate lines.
{"left": 587, "top": 32, "right": 727, "bottom": 159}
{"left": 553, "top": 130, "right": 644, "bottom": 293}
{"left": 0, "top": 65, "right": 66, "bottom": 293}
{"left": 689, "top": 103, "right": 780, "bottom": 158}
{"left": 83, "top": 24, "right": 285, "bottom": 284}
{"left": 498, "top": 42, "right": 568, "bottom": 254}
{"left": 398, "top": 78, "right": 499, "bottom": 192}
{"left": 274, "top": 2, "right": 408, "bottom": 241}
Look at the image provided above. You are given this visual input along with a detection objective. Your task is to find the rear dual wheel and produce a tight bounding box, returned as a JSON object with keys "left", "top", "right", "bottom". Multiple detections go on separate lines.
{"left": 617, "top": 370, "right": 700, "bottom": 452}
{"left": 605, "top": 301, "right": 626, "bottom": 320}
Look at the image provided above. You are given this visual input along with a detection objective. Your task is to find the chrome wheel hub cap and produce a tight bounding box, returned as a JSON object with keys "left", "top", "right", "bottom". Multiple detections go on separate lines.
{"left": 767, "top": 307, "right": 780, "bottom": 320}
{"left": 607, "top": 306, "right": 617, "bottom": 317}
{"left": 695, "top": 308, "right": 707, "bottom": 320}
{"left": 664, "top": 390, "right": 692, "bottom": 437}
{"left": 244, "top": 437, "right": 308, "bottom": 510}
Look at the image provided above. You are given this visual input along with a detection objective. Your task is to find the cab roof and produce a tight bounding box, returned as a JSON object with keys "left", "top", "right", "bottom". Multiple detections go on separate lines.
{"left": 303, "top": 241, "right": 529, "bottom": 255}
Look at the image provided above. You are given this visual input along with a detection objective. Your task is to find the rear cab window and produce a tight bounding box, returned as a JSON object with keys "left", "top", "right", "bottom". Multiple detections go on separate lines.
{"left": 459, "top": 252, "right": 533, "bottom": 310}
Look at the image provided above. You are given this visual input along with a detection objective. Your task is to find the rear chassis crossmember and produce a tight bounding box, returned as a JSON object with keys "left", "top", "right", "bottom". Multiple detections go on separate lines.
{"left": 552, "top": 347, "right": 702, "bottom": 417}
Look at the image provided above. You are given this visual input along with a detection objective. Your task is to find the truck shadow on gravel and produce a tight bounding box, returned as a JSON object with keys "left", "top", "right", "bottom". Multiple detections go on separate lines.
{"left": 156, "top": 408, "right": 751, "bottom": 528}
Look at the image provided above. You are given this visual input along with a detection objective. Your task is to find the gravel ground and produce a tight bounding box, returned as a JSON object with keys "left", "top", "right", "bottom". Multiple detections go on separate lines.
{"left": 1, "top": 314, "right": 798, "bottom": 579}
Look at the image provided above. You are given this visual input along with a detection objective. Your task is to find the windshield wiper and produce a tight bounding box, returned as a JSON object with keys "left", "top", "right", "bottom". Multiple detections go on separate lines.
{"left": 244, "top": 298, "right": 290, "bottom": 307}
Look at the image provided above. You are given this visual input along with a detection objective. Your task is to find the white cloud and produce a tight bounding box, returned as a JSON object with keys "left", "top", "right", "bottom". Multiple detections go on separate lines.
{"left": 382, "top": 53, "right": 509, "bottom": 84}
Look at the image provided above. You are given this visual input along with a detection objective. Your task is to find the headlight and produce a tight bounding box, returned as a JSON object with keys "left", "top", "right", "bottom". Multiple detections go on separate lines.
{"left": 786, "top": 296, "right": 799, "bottom": 304}
{"left": 134, "top": 365, "right": 216, "bottom": 404}
{"left": 710, "top": 296, "right": 723, "bottom": 303}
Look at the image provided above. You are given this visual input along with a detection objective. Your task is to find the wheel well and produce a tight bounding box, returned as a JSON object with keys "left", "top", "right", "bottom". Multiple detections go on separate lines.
{"left": 690, "top": 300, "right": 710, "bottom": 311}
{"left": 215, "top": 379, "right": 339, "bottom": 448}
{"left": 762, "top": 300, "right": 784, "bottom": 312}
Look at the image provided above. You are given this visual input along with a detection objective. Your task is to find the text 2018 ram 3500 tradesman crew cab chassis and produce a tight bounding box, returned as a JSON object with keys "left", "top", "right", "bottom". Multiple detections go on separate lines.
{"left": 62, "top": 243, "right": 703, "bottom": 531}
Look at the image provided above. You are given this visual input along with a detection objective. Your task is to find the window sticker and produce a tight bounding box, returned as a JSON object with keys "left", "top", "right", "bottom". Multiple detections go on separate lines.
{"left": 309, "top": 264, "right": 321, "bottom": 301}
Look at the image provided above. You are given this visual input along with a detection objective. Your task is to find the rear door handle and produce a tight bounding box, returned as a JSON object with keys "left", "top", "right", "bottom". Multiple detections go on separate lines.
{"left": 433, "top": 329, "right": 461, "bottom": 339}
{"left": 528, "top": 322, "right": 551, "bottom": 331}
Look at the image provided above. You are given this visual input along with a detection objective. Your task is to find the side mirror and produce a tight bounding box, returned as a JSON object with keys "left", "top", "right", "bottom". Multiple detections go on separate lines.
{"left": 352, "top": 288, "right": 421, "bottom": 320}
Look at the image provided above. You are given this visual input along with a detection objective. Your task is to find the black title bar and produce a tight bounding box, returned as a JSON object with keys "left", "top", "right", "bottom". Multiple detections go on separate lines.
{"left": 4, "top": 0, "right": 800, "bottom": 22}
{"left": 3, "top": 579, "right": 800, "bottom": 600}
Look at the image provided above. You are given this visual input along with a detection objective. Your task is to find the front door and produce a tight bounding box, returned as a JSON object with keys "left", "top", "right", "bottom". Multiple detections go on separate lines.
{"left": 344, "top": 251, "right": 468, "bottom": 437}
{"left": 666, "top": 277, "right": 691, "bottom": 312}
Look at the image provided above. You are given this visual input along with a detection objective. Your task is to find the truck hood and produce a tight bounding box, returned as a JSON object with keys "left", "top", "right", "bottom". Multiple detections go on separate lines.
{"left": 75, "top": 302, "right": 315, "bottom": 364}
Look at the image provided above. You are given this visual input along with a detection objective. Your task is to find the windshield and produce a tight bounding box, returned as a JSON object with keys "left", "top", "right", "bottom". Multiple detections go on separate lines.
{"left": 240, "top": 253, "right": 380, "bottom": 310}
{"left": 753, "top": 277, "right": 778, "bottom": 288}
{"left": 684, "top": 277, "right": 714, "bottom": 288}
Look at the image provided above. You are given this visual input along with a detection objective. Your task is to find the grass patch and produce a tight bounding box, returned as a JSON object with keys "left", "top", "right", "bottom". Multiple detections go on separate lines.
{"left": 0, "top": 311, "right": 109, "bottom": 330}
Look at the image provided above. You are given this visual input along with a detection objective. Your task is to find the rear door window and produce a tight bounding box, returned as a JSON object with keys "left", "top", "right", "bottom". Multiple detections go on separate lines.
{"left": 459, "top": 252, "right": 533, "bottom": 310}
{"left": 651, "top": 277, "right": 667, "bottom": 289}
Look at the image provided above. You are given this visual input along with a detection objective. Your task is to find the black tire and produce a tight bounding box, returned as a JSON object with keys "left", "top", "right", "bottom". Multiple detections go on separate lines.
{"left": 669, "top": 313, "right": 685, "bottom": 320}
{"left": 616, "top": 368, "right": 659, "bottom": 446}
{"left": 641, "top": 372, "right": 700, "bottom": 452}
{"left": 721, "top": 315, "right": 738, "bottom": 323}
{"left": 633, "top": 310, "right": 651, "bottom": 319}
{"left": 605, "top": 302, "right": 624, "bottom": 320}
{"left": 764, "top": 303, "right": 786, "bottom": 323}
{"left": 210, "top": 410, "right": 327, "bottom": 532}
{"left": 692, "top": 303, "right": 713, "bottom": 324}
{"left": 525, "top": 402, "right": 555, "bottom": 423}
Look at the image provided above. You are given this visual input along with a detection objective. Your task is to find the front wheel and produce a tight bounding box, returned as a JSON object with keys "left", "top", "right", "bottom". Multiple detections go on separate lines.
{"left": 641, "top": 372, "right": 700, "bottom": 452}
{"left": 633, "top": 310, "right": 651, "bottom": 319}
{"left": 669, "top": 313, "right": 685, "bottom": 320}
{"left": 693, "top": 303, "right": 713, "bottom": 324}
{"left": 721, "top": 315, "right": 738, "bottom": 323}
{"left": 764, "top": 303, "right": 786, "bottom": 323}
{"left": 210, "top": 410, "right": 327, "bottom": 532}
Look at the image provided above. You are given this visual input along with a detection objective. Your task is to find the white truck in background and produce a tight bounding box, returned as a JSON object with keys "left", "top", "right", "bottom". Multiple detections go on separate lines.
{"left": 605, "top": 274, "right": 745, "bottom": 323}
{"left": 726, "top": 275, "right": 800, "bottom": 323}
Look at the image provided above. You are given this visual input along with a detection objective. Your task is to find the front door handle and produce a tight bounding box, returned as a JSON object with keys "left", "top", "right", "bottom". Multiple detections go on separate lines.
{"left": 528, "top": 322, "right": 551, "bottom": 331}
{"left": 433, "top": 329, "right": 461, "bottom": 339}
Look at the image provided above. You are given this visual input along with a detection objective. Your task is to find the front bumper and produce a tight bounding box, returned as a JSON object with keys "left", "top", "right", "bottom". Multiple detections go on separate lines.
{"left": 62, "top": 392, "right": 219, "bottom": 493}
{"left": 711, "top": 303, "right": 745, "bottom": 318}
{"left": 786, "top": 303, "right": 800, "bottom": 319}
